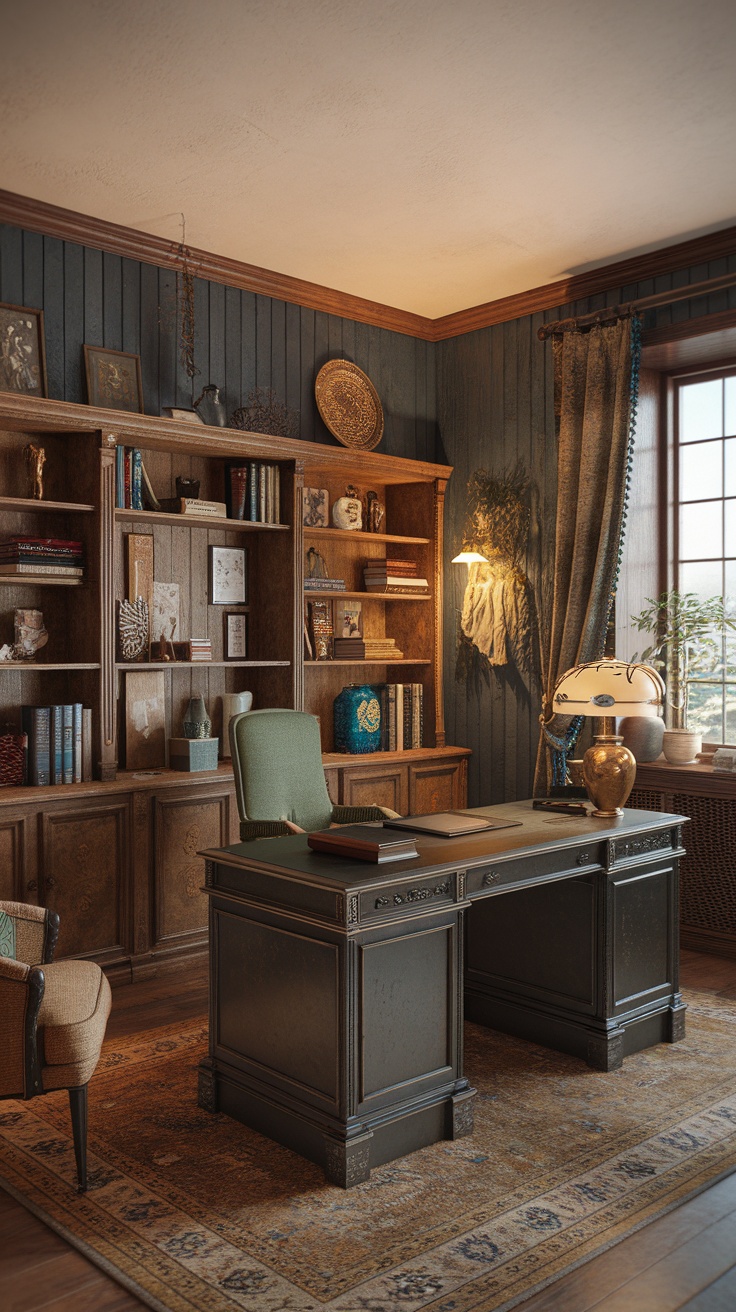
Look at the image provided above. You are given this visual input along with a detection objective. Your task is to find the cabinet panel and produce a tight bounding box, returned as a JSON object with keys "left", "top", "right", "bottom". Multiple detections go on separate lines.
{"left": 154, "top": 788, "right": 231, "bottom": 944}
{"left": 409, "top": 761, "right": 464, "bottom": 814}
{"left": 39, "top": 800, "right": 131, "bottom": 960}
{"left": 342, "top": 766, "right": 408, "bottom": 814}
{"left": 0, "top": 815, "right": 26, "bottom": 900}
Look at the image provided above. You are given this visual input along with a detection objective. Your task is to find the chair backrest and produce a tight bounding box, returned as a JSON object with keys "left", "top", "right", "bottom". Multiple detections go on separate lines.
{"left": 229, "top": 708, "right": 334, "bottom": 833}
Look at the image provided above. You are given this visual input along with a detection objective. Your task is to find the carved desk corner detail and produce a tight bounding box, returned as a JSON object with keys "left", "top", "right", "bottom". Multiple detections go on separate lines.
{"left": 376, "top": 880, "right": 450, "bottom": 910}
{"left": 204, "top": 859, "right": 215, "bottom": 888}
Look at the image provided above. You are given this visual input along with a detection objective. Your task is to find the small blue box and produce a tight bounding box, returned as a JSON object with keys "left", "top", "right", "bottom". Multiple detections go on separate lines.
{"left": 169, "top": 737, "right": 219, "bottom": 772}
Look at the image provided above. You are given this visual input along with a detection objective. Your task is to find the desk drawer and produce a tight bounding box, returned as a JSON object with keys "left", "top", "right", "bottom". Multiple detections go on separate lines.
{"left": 361, "top": 872, "right": 457, "bottom": 922}
{"left": 466, "top": 841, "right": 603, "bottom": 898}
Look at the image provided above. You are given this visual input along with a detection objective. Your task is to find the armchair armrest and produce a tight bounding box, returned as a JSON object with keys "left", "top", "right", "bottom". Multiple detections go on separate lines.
{"left": 239, "top": 819, "right": 292, "bottom": 841}
{"left": 331, "top": 805, "right": 402, "bottom": 823}
{"left": 0, "top": 901, "right": 59, "bottom": 965}
{"left": 0, "top": 958, "right": 45, "bottom": 1099}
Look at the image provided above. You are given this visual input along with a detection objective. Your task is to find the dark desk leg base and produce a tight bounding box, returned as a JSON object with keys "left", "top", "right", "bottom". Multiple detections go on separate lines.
{"left": 585, "top": 1031, "right": 625, "bottom": 1072}
{"left": 450, "top": 1089, "right": 476, "bottom": 1138}
{"left": 668, "top": 999, "right": 687, "bottom": 1043}
{"left": 197, "top": 1058, "right": 219, "bottom": 1114}
{"left": 324, "top": 1133, "right": 373, "bottom": 1187}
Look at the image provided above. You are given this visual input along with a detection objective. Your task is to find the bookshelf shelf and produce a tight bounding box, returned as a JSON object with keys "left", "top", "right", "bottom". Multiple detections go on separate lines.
{"left": 303, "top": 590, "right": 431, "bottom": 601}
{"left": 115, "top": 660, "right": 291, "bottom": 670}
{"left": 305, "top": 659, "right": 432, "bottom": 668}
{"left": 0, "top": 575, "right": 83, "bottom": 586}
{"left": 0, "top": 495, "right": 95, "bottom": 514}
{"left": 0, "top": 662, "right": 100, "bottom": 671}
{"left": 306, "top": 527, "right": 429, "bottom": 545}
{"left": 115, "top": 508, "right": 288, "bottom": 531}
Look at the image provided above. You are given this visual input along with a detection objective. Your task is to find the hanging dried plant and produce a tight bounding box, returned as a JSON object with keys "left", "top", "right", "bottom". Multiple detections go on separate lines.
{"left": 455, "top": 461, "right": 539, "bottom": 686}
{"left": 178, "top": 254, "right": 199, "bottom": 380}
{"left": 230, "top": 387, "right": 299, "bottom": 437}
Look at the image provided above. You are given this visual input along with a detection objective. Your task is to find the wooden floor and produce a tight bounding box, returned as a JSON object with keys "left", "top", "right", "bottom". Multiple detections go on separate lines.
{"left": 2, "top": 951, "right": 736, "bottom": 1312}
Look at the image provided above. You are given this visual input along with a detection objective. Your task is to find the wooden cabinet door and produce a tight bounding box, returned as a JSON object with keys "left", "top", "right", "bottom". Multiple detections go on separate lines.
{"left": 154, "top": 786, "right": 233, "bottom": 948}
{"left": 341, "top": 765, "right": 408, "bottom": 815}
{"left": 409, "top": 760, "right": 465, "bottom": 814}
{"left": 39, "top": 800, "right": 131, "bottom": 962}
{"left": 0, "top": 815, "right": 26, "bottom": 902}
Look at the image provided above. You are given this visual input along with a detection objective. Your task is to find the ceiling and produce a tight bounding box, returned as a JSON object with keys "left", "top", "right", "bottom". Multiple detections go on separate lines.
{"left": 2, "top": 0, "right": 735, "bottom": 318}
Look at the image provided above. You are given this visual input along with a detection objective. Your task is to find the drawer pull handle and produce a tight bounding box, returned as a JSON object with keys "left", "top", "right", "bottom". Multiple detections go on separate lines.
{"left": 483, "top": 870, "right": 500, "bottom": 886}
{"left": 576, "top": 852, "right": 591, "bottom": 866}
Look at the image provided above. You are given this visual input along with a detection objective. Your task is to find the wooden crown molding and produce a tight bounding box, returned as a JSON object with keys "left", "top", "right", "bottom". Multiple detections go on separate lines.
{"left": 2, "top": 189, "right": 736, "bottom": 342}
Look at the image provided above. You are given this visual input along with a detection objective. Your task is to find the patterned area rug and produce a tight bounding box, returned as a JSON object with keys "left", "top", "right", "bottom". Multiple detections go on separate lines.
{"left": 3, "top": 990, "right": 736, "bottom": 1312}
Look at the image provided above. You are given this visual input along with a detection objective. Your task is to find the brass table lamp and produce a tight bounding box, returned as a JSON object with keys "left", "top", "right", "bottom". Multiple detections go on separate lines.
{"left": 552, "top": 658, "right": 665, "bottom": 817}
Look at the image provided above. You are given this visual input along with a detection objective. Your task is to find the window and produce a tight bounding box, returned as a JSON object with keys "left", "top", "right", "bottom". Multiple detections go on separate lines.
{"left": 675, "top": 368, "right": 736, "bottom": 741}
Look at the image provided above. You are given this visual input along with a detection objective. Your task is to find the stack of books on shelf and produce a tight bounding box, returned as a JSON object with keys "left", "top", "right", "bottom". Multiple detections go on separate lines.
{"left": 116, "top": 448, "right": 160, "bottom": 511}
{"left": 376, "top": 682, "right": 423, "bottom": 751}
{"left": 363, "top": 559, "right": 430, "bottom": 595}
{"left": 332, "top": 637, "right": 405, "bottom": 660}
{"left": 188, "top": 638, "right": 212, "bottom": 662}
{"left": 21, "top": 703, "right": 93, "bottom": 786}
{"left": 304, "top": 576, "right": 346, "bottom": 592}
{"left": 226, "top": 461, "right": 282, "bottom": 523}
{"left": 0, "top": 537, "right": 84, "bottom": 578}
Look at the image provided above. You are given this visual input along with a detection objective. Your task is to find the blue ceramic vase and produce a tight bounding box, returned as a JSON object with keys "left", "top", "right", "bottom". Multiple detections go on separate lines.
{"left": 334, "top": 684, "right": 382, "bottom": 754}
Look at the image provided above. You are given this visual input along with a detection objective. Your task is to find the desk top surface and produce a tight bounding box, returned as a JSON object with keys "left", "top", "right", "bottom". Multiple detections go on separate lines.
{"left": 201, "top": 800, "right": 686, "bottom": 894}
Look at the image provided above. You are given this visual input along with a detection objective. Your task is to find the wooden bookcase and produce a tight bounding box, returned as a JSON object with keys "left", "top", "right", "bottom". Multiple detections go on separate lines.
{"left": 0, "top": 393, "right": 469, "bottom": 978}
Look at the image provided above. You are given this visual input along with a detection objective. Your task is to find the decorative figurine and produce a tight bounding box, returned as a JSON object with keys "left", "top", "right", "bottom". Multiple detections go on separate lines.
{"left": 24, "top": 443, "right": 46, "bottom": 500}
{"left": 332, "top": 484, "right": 363, "bottom": 530}
{"left": 365, "top": 490, "right": 385, "bottom": 533}
{"left": 13, "top": 608, "right": 48, "bottom": 660}
{"left": 119, "top": 597, "right": 149, "bottom": 662}
{"left": 193, "top": 385, "right": 227, "bottom": 427}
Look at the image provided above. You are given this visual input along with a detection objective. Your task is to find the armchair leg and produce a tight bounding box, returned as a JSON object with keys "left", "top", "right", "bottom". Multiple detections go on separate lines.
{"left": 68, "top": 1085, "right": 88, "bottom": 1193}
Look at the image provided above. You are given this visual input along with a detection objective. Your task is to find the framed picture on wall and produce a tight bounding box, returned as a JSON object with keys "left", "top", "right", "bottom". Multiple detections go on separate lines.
{"left": 209, "top": 546, "right": 247, "bottom": 605}
{"left": 224, "top": 611, "right": 247, "bottom": 660}
{"left": 0, "top": 303, "right": 47, "bottom": 397}
{"left": 84, "top": 345, "right": 143, "bottom": 412}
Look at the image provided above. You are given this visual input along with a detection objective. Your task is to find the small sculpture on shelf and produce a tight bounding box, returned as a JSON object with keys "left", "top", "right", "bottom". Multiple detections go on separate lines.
{"left": 119, "top": 597, "right": 149, "bottom": 662}
{"left": 176, "top": 476, "right": 200, "bottom": 500}
{"left": 183, "top": 695, "right": 212, "bottom": 739}
{"left": 24, "top": 443, "right": 46, "bottom": 500}
{"left": 13, "top": 608, "right": 48, "bottom": 661}
{"left": 193, "top": 385, "right": 227, "bottom": 427}
{"left": 364, "top": 490, "right": 385, "bottom": 533}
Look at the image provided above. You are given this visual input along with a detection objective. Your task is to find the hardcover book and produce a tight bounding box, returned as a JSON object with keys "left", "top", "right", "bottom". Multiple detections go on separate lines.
{"left": 307, "top": 825, "right": 418, "bottom": 863}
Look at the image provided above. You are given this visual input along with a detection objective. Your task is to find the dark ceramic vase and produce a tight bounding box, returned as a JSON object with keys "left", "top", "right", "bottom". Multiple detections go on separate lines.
{"left": 183, "top": 695, "right": 211, "bottom": 740}
{"left": 194, "top": 385, "right": 227, "bottom": 427}
{"left": 334, "top": 684, "right": 382, "bottom": 754}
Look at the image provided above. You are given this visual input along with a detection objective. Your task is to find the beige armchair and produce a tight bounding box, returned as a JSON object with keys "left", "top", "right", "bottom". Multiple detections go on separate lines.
{"left": 0, "top": 900, "right": 111, "bottom": 1193}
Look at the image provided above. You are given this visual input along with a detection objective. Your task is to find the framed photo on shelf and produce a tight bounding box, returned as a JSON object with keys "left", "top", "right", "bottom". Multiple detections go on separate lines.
{"left": 302, "top": 487, "right": 329, "bottom": 527}
{"left": 209, "top": 546, "right": 247, "bottom": 605}
{"left": 84, "top": 345, "right": 143, "bottom": 413}
{"left": 0, "top": 303, "right": 47, "bottom": 397}
{"left": 335, "top": 599, "right": 362, "bottom": 637}
{"left": 224, "top": 611, "right": 247, "bottom": 660}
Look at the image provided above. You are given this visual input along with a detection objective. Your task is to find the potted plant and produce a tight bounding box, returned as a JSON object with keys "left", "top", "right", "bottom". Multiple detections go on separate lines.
{"left": 630, "top": 590, "right": 736, "bottom": 763}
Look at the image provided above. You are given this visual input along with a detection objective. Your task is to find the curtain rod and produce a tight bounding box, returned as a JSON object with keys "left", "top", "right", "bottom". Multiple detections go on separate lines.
{"left": 537, "top": 271, "right": 736, "bottom": 340}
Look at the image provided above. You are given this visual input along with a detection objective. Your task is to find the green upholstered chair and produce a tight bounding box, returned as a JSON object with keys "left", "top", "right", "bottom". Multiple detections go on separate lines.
{"left": 229, "top": 708, "right": 399, "bottom": 840}
{"left": 0, "top": 900, "right": 112, "bottom": 1193}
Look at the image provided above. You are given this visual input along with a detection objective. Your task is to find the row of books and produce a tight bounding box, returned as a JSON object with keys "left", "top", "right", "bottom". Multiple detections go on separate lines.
{"left": 20, "top": 704, "right": 93, "bottom": 786}
{"left": 364, "top": 558, "right": 430, "bottom": 595}
{"left": 375, "top": 682, "right": 424, "bottom": 752}
{"left": 116, "top": 447, "right": 159, "bottom": 511}
{"left": 0, "top": 537, "right": 84, "bottom": 578}
{"left": 333, "top": 638, "right": 405, "bottom": 660}
{"left": 226, "top": 462, "right": 282, "bottom": 523}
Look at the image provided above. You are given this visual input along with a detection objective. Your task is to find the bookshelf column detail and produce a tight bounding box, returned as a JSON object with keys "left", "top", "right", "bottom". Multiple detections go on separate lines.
{"left": 100, "top": 440, "right": 117, "bottom": 780}
{"left": 433, "top": 478, "right": 447, "bottom": 749}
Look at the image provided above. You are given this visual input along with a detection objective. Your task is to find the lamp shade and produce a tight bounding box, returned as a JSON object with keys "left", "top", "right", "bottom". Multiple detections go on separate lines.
{"left": 552, "top": 658, "right": 664, "bottom": 718}
{"left": 451, "top": 550, "right": 489, "bottom": 565}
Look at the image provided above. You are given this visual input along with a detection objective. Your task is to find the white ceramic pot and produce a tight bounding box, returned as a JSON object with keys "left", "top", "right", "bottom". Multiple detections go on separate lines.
{"left": 662, "top": 728, "right": 702, "bottom": 766}
{"left": 220, "top": 691, "right": 253, "bottom": 757}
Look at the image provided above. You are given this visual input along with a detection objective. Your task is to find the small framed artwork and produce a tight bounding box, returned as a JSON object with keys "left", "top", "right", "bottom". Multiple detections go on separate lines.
{"left": 303, "top": 487, "right": 329, "bottom": 527}
{"left": 224, "top": 611, "right": 247, "bottom": 660}
{"left": 335, "top": 599, "right": 362, "bottom": 637}
{"left": 209, "top": 546, "right": 247, "bottom": 605}
{"left": 0, "top": 303, "right": 47, "bottom": 396}
{"left": 84, "top": 345, "right": 143, "bottom": 412}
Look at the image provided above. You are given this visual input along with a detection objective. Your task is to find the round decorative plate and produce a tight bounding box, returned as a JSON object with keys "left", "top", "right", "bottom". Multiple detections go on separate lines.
{"left": 314, "top": 360, "right": 384, "bottom": 450}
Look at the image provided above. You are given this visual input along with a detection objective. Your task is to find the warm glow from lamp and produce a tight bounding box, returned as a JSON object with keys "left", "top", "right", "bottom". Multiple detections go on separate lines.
{"left": 551, "top": 658, "right": 665, "bottom": 818}
{"left": 451, "top": 551, "right": 489, "bottom": 565}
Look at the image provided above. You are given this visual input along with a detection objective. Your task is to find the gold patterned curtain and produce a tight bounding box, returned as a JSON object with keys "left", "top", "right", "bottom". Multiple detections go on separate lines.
{"left": 534, "top": 316, "right": 640, "bottom": 794}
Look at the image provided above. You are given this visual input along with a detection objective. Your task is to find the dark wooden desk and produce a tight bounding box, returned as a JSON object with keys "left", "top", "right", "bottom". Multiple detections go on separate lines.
{"left": 198, "top": 802, "right": 686, "bottom": 1187}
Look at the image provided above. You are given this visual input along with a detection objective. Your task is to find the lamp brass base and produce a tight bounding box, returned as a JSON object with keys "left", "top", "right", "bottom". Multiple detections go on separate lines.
{"left": 582, "top": 735, "right": 636, "bottom": 818}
